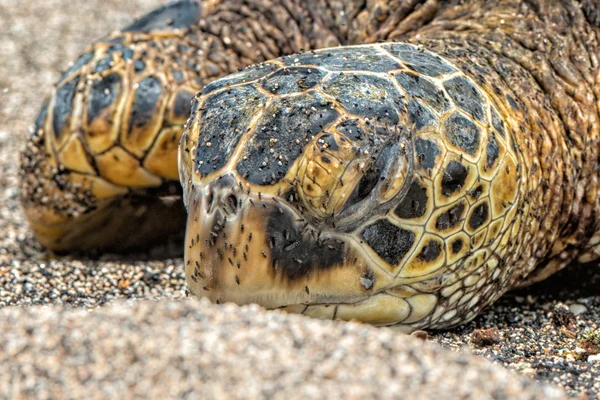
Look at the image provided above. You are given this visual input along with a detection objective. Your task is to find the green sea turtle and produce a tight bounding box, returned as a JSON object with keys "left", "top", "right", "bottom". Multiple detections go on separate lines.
{"left": 18, "top": 0, "right": 600, "bottom": 331}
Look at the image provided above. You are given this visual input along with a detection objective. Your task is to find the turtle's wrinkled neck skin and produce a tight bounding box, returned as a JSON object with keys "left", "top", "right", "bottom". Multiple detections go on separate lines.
{"left": 19, "top": 0, "right": 600, "bottom": 330}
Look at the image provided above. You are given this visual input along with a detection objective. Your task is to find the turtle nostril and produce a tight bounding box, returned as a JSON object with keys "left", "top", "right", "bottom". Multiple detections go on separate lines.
{"left": 227, "top": 194, "right": 238, "bottom": 213}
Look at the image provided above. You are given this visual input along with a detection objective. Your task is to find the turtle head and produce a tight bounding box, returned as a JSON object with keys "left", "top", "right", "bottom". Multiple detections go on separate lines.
{"left": 177, "top": 62, "right": 427, "bottom": 328}
{"left": 179, "top": 45, "right": 521, "bottom": 331}
{"left": 180, "top": 109, "right": 417, "bottom": 325}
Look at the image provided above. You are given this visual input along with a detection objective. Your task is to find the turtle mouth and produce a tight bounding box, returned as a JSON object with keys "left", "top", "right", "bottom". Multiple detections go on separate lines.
{"left": 183, "top": 173, "right": 379, "bottom": 309}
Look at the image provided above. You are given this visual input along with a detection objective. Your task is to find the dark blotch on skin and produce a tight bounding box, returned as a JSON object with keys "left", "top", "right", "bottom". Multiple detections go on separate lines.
{"left": 285, "top": 46, "right": 401, "bottom": 73}
{"left": 322, "top": 73, "right": 401, "bottom": 125}
{"left": 123, "top": 0, "right": 201, "bottom": 32}
{"left": 443, "top": 76, "right": 486, "bottom": 122}
{"left": 383, "top": 43, "right": 457, "bottom": 77}
{"left": 129, "top": 76, "right": 163, "bottom": 131}
{"left": 469, "top": 202, "right": 489, "bottom": 230}
{"left": 451, "top": 238, "right": 463, "bottom": 253}
{"left": 361, "top": 219, "right": 415, "bottom": 265}
{"left": 443, "top": 112, "right": 481, "bottom": 156}
{"left": 52, "top": 76, "right": 79, "bottom": 141}
{"left": 237, "top": 92, "right": 338, "bottom": 185}
{"left": 394, "top": 72, "right": 451, "bottom": 113}
{"left": 394, "top": 180, "right": 428, "bottom": 219}
{"left": 262, "top": 67, "right": 327, "bottom": 94}
{"left": 415, "top": 138, "right": 440, "bottom": 171}
{"left": 198, "top": 85, "right": 267, "bottom": 177}
{"left": 418, "top": 241, "right": 441, "bottom": 262}
{"left": 506, "top": 94, "right": 519, "bottom": 110}
{"left": 435, "top": 202, "right": 465, "bottom": 230}
{"left": 485, "top": 132, "right": 500, "bottom": 170}
{"left": 88, "top": 73, "right": 122, "bottom": 123}
{"left": 172, "top": 89, "right": 195, "bottom": 120}
{"left": 441, "top": 160, "right": 468, "bottom": 197}
{"left": 469, "top": 185, "right": 483, "bottom": 200}
{"left": 266, "top": 208, "right": 344, "bottom": 280}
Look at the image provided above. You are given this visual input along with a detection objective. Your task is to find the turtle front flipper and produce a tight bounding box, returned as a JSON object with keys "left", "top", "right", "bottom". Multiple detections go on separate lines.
{"left": 18, "top": 0, "right": 205, "bottom": 251}
{"left": 19, "top": 0, "right": 342, "bottom": 252}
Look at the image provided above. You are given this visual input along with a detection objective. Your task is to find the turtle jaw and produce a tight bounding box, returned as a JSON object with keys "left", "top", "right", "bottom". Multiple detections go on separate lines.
{"left": 183, "top": 174, "right": 383, "bottom": 310}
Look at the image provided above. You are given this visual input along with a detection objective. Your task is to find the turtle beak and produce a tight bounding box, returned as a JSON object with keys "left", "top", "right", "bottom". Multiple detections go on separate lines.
{"left": 183, "top": 173, "right": 383, "bottom": 309}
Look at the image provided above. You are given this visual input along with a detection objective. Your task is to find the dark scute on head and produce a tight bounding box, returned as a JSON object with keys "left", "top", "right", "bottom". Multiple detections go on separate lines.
{"left": 128, "top": 76, "right": 163, "bottom": 131}
{"left": 418, "top": 240, "right": 441, "bottom": 262}
{"left": 451, "top": 238, "right": 463, "bottom": 254}
{"left": 60, "top": 52, "right": 94, "bottom": 81}
{"left": 266, "top": 208, "right": 345, "bottom": 280}
{"left": 394, "top": 179, "right": 428, "bottom": 219}
{"left": 435, "top": 202, "right": 465, "bottom": 230}
{"left": 394, "top": 72, "right": 451, "bottom": 113}
{"left": 336, "top": 119, "right": 365, "bottom": 140}
{"left": 443, "top": 112, "right": 481, "bottom": 156}
{"left": 443, "top": 76, "right": 486, "bottom": 122}
{"left": 323, "top": 73, "right": 401, "bottom": 125}
{"left": 52, "top": 76, "right": 80, "bottom": 141}
{"left": 415, "top": 138, "right": 440, "bottom": 171}
{"left": 407, "top": 99, "right": 437, "bottom": 130}
{"left": 33, "top": 99, "right": 50, "bottom": 134}
{"left": 237, "top": 92, "right": 338, "bottom": 185}
{"left": 172, "top": 89, "right": 195, "bottom": 120}
{"left": 485, "top": 132, "right": 500, "bottom": 170}
{"left": 198, "top": 85, "right": 267, "bottom": 176}
{"left": 88, "top": 73, "right": 122, "bottom": 123}
{"left": 441, "top": 160, "right": 468, "bottom": 197}
{"left": 361, "top": 219, "right": 415, "bottom": 265}
{"left": 107, "top": 44, "right": 133, "bottom": 61}
{"left": 134, "top": 59, "right": 146, "bottom": 73}
{"left": 382, "top": 43, "right": 457, "bottom": 77}
{"left": 318, "top": 133, "right": 339, "bottom": 151}
{"left": 491, "top": 107, "right": 505, "bottom": 138}
{"left": 285, "top": 46, "right": 401, "bottom": 73}
{"left": 201, "top": 63, "right": 280, "bottom": 95}
{"left": 93, "top": 56, "right": 113, "bottom": 74}
{"left": 172, "top": 70, "right": 185, "bottom": 83}
{"left": 122, "top": 0, "right": 201, "bottom": 33}
{"left": 469, "top": 202, "right": 489, "bottom": 230}
{"left": 261, "top": 67, "right": 327, "bottom": 94}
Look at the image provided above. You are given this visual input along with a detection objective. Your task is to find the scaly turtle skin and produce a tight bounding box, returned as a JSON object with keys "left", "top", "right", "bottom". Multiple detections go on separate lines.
{"left": 19, "top": 0, "right": 600, "bottom": 331}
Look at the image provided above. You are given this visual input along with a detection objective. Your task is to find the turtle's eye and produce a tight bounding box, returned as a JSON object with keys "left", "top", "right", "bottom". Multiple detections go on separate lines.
{"left": 343, "top": 159, "right": 383, "bottom": 210}
{"left": 297, "top": 130, "right": 414, "bottom": 232}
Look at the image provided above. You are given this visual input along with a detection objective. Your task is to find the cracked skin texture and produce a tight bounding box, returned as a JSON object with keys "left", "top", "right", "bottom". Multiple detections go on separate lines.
{"left": 18, "top": 0, "right": 600, "bottom": 331}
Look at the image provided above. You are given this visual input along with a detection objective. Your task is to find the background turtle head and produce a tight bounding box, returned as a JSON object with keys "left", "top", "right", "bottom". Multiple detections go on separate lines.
{"left": 180, "top": 45, "right": 521, "bottom": 330}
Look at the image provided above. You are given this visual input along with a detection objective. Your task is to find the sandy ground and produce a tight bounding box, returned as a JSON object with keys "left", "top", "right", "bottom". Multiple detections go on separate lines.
{"left": 0, "top": 0, "right": 598, "bottom": 398}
